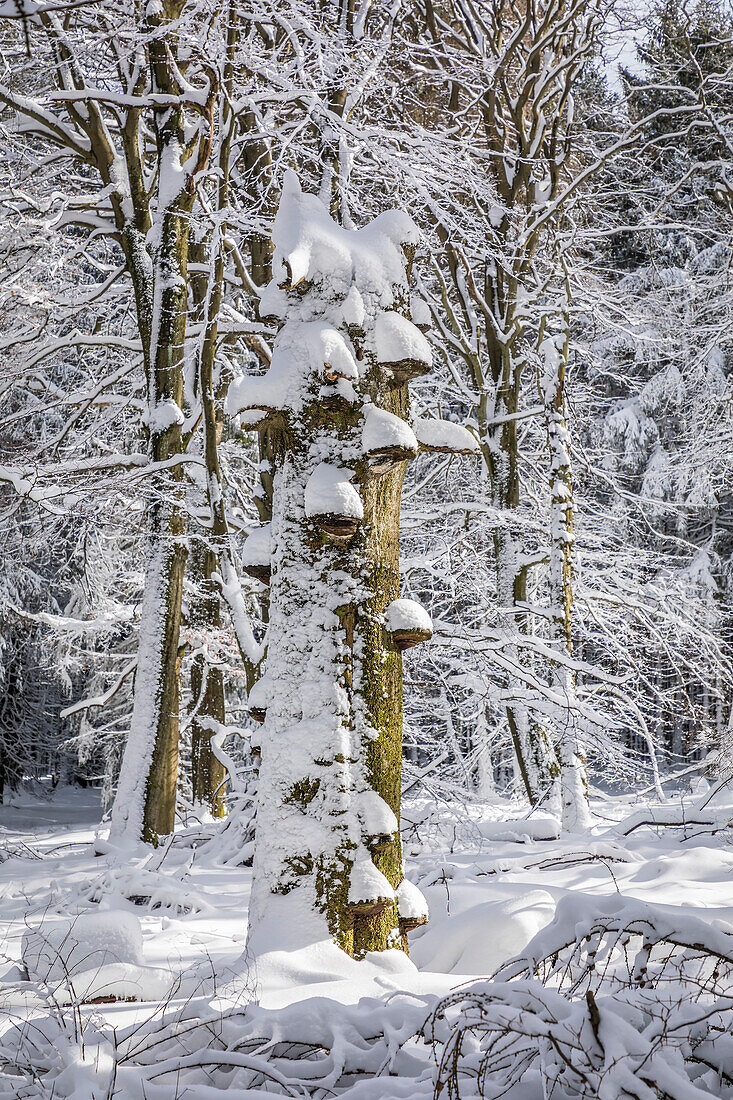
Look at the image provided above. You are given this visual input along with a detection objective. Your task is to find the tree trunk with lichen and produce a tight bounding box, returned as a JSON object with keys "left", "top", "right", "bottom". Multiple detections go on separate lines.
{"left": 189, "top": 539, "right": 227, "bottom": 817}
{"left": 238, "top": 175, "right": 433, "bottom": 957}
{"left": 110, "top": 4, "right": 209, "bottom": 847}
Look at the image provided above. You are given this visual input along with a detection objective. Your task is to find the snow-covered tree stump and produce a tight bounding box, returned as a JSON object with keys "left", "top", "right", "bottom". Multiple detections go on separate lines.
{"left": 227, "top": 174, "right": 443, "bottom": 956}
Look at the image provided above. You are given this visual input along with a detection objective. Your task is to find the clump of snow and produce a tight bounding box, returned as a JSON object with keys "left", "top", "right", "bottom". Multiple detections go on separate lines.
{"left": 318, "top": 328, "right": 359, "bottom": 381}
{"left": 356, "top": 789, "right": 398, "bottom": 838}
{"left": 361, "top": 405, "right": 418, "bottom": 456}
{"left": 411, "top": 887, "right": 556, "bottom": 975}
{"left": 384, "top": 598, "right": 432, "bottom": 635}
{"left": 397, "top": 878, "right": 429, "bottom": 922}
{"left": 374, "top": 311, "right": 432, "bottom": 367}
{"left": 258, "top": 279, "right": 288, "bottom": 320}
{"left": 226, "top": 322, "right": 358, "bottom": 420}
{"left": 141, "top": 398, "right": 184, "bottom": 432}
{"left": 304, "top": 463, "right": 364, "bottom": 520}
{"left": 248, "top": 675, "right": 274, "bottom": 714}
{"left": 413, "top": 417, "right": 479, "bottom": 453}
{"left": 242, "top": 523, "right": 272, "bottom": 568}
{"left": 19, "top": 909, "right": 172, "bottom": 1000}
{"left": 348, "top": 855, "right": 395, "bottom": 905}
{"left": 410, "top": 296, "right": 432, "bottom": 329}
{"left": 272, "top": 170, "right": 419, "bottom": 303}
{"left": 341, "top": 285, "right": 366, "bottom": 327}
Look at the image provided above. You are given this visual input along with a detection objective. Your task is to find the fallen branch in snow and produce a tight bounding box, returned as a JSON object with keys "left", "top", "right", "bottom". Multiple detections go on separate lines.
{"left": 429, "top": 893, "right": 733, "bottom": 1100}
{"left": 614, "top": 806, "right": 725, "bottom": 838}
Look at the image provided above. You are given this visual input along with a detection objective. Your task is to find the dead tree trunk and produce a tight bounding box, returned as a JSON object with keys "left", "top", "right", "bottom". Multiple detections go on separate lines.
{"left": 232, "top": 175, "right": 456, "bottom": 956}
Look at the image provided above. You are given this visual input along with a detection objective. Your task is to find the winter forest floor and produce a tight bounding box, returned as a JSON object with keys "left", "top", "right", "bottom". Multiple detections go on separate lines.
{"left": 2, "top": 780, "right": 733, "bottom": 1098}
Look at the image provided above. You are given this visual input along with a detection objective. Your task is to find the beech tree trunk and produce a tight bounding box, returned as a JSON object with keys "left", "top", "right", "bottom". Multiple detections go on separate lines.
{"left": 189, "top": 540, "right": 227, "bottom": 817}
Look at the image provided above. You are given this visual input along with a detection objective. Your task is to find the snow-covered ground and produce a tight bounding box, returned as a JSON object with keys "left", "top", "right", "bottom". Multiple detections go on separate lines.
{"left": 2, "top": 781, "right": 733, "bottom": 1097}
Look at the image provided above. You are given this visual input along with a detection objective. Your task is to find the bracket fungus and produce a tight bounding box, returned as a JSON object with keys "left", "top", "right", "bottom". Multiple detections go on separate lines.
{"left": 241, "top": 523, "right": 272, "bottom": 586}
{"left": 304, "top": 462, "right": 364, "bottom": 542}
{"left": 397, "top": 878, "right": 429, "bottom": 934}
{"left": 414, "top": 417, "right": 479, "bottom": 455}
{"left": 384, "top": 598, "right": 433, "bottom": 651}
{"left": 375, "top": 311, "right": 433, "bottom": 385}
{"left": 361, "top": 405, "right": 418, "bottom": 476}
{"left": 348, "top": 857, "right": 396, "bottom": 918}
{"left": 247, "top": 677, "right": 272, "bottom": 725}
{"left": 410, "top": 295, "right": 432, "bottom": 333}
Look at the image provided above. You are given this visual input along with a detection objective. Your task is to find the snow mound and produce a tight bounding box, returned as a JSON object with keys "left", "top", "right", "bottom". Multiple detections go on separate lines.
{"left": 374, "top": 311, "right": 432, "bottom": 367}
{"left": 362, "top": 405, "right": 418, "bottom": 456}
{"left": 54, "top": 962, "right": 174, "bottom": 1005}
{"left": 411, "top": 888, "right": 555, "bottom": 975}
{"left": 22, "top": 910, "right": 144, "bottom": 986}
{"left": 21, "top": 910, "right": 174, "bottom": 1002}
{"left": 414, "top": 416, "right": 479, "bottom": 453}
{"left": 384, "top": 598, "right": 432, "bottom": 635}
{"left": 304, "top": 463, "right": 364, "bottom": 520}
{"left": 272, "top": 170, "right": 419, "bottom": 302}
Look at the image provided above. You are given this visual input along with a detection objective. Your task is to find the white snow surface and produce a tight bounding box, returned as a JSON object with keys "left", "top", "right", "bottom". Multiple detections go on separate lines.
{"left": 413, "top": 416, "right": 479, "bottom": 453}
{"left": 304, "top": 462, "right": 364, "bottom": 520}
{"left": 374, "top": 311, "right": 432, "bottom": 367}
{"left": 361, "top": 405, "right": 418, "bottom": 456}
{"left": 384, "top": 598, "right": 433, "bottom": 635}
{"left": 348, "top": 854, "right": 395, "bottom": 904}
{"left": 226, "top": 321, "right": 359, "bottom": 419}
{"left": 241, "top": 522, "right": 272, "bottom": 567}
{"left": 410, "top": 885, "right": 555, "bottom": 975}
{"left": 271, "top": 171, "right": 420, "bottom": 305}
{"left": 3, "top": 783, "right": 733, "bottom": 1097}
